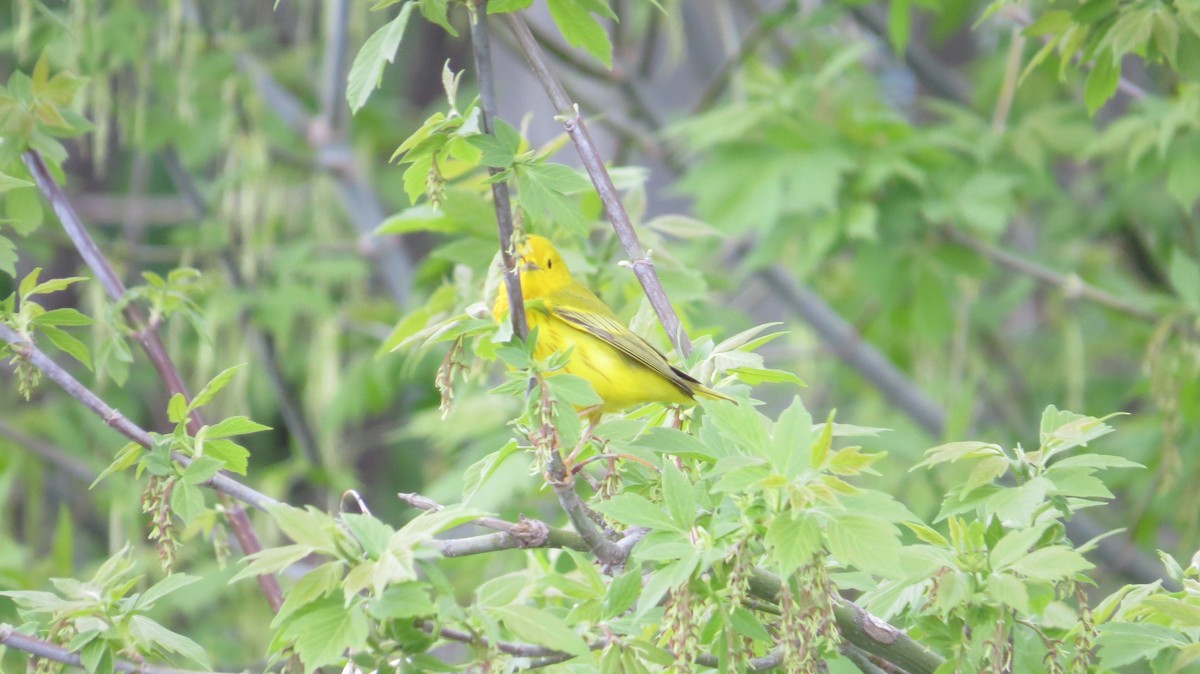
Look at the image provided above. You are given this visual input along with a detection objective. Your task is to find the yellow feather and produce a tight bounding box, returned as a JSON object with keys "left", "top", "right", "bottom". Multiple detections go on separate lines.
{"left": 492, "top": 235, "right": 734, "bottom": 414}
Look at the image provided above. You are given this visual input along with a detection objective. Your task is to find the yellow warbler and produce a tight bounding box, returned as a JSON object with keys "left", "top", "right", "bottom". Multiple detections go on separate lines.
{"left": 492, "top": 235, "right": 733, "bottom": 414}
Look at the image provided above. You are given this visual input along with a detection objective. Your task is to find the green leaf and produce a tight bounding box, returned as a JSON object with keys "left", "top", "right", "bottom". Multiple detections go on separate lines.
{"left": 31, "top": 308, "right": 92, "bottom": 327}
{"left": 39, "top": 325, "right": 91, "bottom": 370}
{"left": 369, "top": 581, "right": 436, "bottom": 619}
{"left": 167, "top": 393, "right": 188, "bottom": 424}
{"left": 135, "top": 573, "right": 201, "bottom": 611}
{"left": 279, "top": 595, "right": 370, "bottom": 671}
{"left": 204, "top": 415, "right": 272, "bottom": 439}
{"left": 604, "top": 567, "right": 642, "bottom": 618}
{"left": 91, "top": 442, "right": 143, "bottom": 488}
{"left": 189, "top": 364, "right": 245, "bottom": 410}
{"left": 418, "top": 0, "right": 457, "bottom": 36}
{"left": 347, "top": 3, "right": 417, "bottom": 114}
{"left": 467, "top": 118, "right": 521, "bottom": 168}
{"left": 476, "top": 571, "right": 528, "bottom": 608}
{"left": 204, "top": 439, "right": 249, "bottom": 475}
{"left": 0, "top": 235, "right": 16, "bottom": 277}
{"left": 546, "top": 373, "right": 603, "bottom": 407}
{"left": 488, "top": 0, "right": 534, "bottom": 12}
{"left": 592, "top": 493, "right": 679, "bottom": 531}
{"left": 275, "top": 562, "right": 344, "bottom": 625}
{"left": 913, "top": 441, "right": 1003, "bottom": 469}
{"left": 268, "top": 504, "right": 338, "bottom": 550}
{"left": 546, "top": 0, "right": 613, "bottom": 68}
{"left": 27, "top": 275, "right": 87, "bottom": 298}
{"left": 633, "top": 427, "right": 718, "bottom": 462}
{"left": 128, "top": 615, "right": 211, "bottom": 668}
{"left": 6, "top": 187, "right": 44, "bottom": 236}
{"left": 169, "top": 480, "right": 205, "bottom": 524}
{"left": 0, "top": 170, "right": 33, "bottom": 193}
{"left": 827, "top": 514, "right": 901, "bottom": 577}
{"left": 491, "top": 604, "right": 591, "bottom": 658}
{"left": 231, "top": 544, "right": 315, "bottom": 583}
{"left": 661, "top": 461, "right": 696, "bottom": 527}
{"left": 342, "top": 513, "right": 395, "bottom": 560}
{"left": 727, "top": 366, "right": 805, "bottom": 386}
{"left": 180, "top": 456, "right": 225, "bottom": 485}
{"left": 515, "top": 161, "right": 592, "bottom": 230}
{"left": 990, "top": 523, "right": 1053, "bottom": 571}
{"left": 1097, "top": 622, "right": 1188, "bottom": 668}
{"left": 1008, "top": 545, "right": 1093, "bottom": 580}
{"left": 765, "top": 511, "right": 821, "bottom": 576}
{"left": 1084, "top": 51, "right": 1120, "bottom": 115}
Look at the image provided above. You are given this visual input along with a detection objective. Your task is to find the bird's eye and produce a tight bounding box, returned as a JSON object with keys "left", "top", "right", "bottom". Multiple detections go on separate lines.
{"left": 547, "top": 259, "right": 553, "bottom": 269}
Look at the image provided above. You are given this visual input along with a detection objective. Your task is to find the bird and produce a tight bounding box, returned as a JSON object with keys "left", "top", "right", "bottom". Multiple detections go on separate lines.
{"left": 491, "top": 234, "right": 734, "bottom": 416}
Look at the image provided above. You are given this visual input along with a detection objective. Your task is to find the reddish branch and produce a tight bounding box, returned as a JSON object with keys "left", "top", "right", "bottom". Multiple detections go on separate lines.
{"left": 21, "top": 150, "right": 284, "bottom": 612}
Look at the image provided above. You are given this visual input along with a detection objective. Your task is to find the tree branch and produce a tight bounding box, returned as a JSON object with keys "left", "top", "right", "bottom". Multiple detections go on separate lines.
{"left": 320, "top": 0, "right": 352, "bottom": 130}
{"left": 942, "top": 226, "right": 1166, "bottom": 324}
{"left": 746, "top": 568, "right": 944, "bottom": 674}
{"left": 397, "top": 491, "right": 589, "bottom": 554}
{"left": 470, "top": 1, "right": 527, "bottom": 340}
{"left": 0, "top": 420, "right": 98, "bottom": 484}
{"left": 0, "top": 624, "right": 229, "bottom": 674}
{"left": 0, "top": 324, "right": 278, "bottom": 513}
{"left": 22, "top": 148, "right": 285, "bottom": 612}
{"left": 503, "top": 12, "right": 692, "bottom": 356}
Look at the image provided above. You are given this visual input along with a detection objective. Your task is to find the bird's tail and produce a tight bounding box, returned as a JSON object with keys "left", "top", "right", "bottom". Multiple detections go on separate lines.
{"left": 694, "top": 383, "right": 736, "bottom": 403}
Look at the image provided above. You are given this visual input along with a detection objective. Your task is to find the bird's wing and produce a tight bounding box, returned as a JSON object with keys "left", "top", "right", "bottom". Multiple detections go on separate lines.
{"left": 548, "top": 286, "right": 700, "bottom": 396}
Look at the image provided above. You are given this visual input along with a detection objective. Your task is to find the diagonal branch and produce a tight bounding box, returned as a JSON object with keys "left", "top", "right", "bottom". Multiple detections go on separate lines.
{"left": 503, "top": 12, "right": 692, "bottom": 356}
{"left": 0, "top": 323, "right": 278, "bottom": 512}
{"left": 22, "top": 149, "right": 285, "bottom": 611}
{"left": 0, "top": 625, "right": 228, "bottom": 674}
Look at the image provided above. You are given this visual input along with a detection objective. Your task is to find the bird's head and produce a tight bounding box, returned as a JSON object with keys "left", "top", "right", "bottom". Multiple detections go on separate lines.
{"left": 515, "top": 234, "right": 571, "bottom": 299}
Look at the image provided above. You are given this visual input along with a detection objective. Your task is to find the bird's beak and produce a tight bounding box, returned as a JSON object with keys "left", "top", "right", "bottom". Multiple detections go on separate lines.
{"left": 520, "top": 259, "right": 541, "bottom": 272}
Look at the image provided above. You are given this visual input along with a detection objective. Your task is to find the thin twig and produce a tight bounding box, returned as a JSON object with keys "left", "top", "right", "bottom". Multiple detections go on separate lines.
{"left": 942, "top": 226, "right": 1164, "bottom": 324}
{"left": 397, "top": 491, "right": 590, "bottom": 553}
{"left": 470, "top": 1, "right": 528, "bottom": 340}
{"left": 504, "top": 12, "right": 692, "bottom": 356}
{"left": 0, "top": 420, "right": 98, "bottom": 484}
{"left": 0, "top": 625, "right": 228, "bottom": 674}
{"left": 0, "top": 324, "right": 278, "bottom": 513}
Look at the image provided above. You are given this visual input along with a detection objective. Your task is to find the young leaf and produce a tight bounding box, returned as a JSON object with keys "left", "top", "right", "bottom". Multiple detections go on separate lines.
{"left": 347, "top": 3, "right": 417, "bottom": 114}
{"left": 189, "top": 364, "right": 245, "bottom": 411}
{"left": 491, "top": 604, "right": 591, "bottom": 658}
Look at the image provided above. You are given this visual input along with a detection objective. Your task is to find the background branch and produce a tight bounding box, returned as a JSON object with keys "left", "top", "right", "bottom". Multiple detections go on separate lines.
{"left": 0, "top": 625, "right": 227, "bottom": 674}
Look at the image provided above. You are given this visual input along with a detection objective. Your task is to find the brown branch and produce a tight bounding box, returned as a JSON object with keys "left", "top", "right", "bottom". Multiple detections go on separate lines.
{"left": 0, "top": 323, "right": 278, "bottom": 512}
{"left": 397, "top": 491, "right": 589, "bottom": 554}
{"left": 470, "top": 1, "right": 528, "bottom": 340}
{"left": 747, "top": 568, "right": 944, "bottom": 674}
{"left": 22, "top": 149, "right": 285, "bottom": 612}
{"left": 0, "top": 624, "right": 228, "bottom": 674}
{"left": 942, "top": 226, "right": 1166, "bottom": 324}
{"left": 503, "top": 12, "right": 693, "bottom": 356}
{"left": 0, "top": 420, "right": 98, "bottom": 484}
